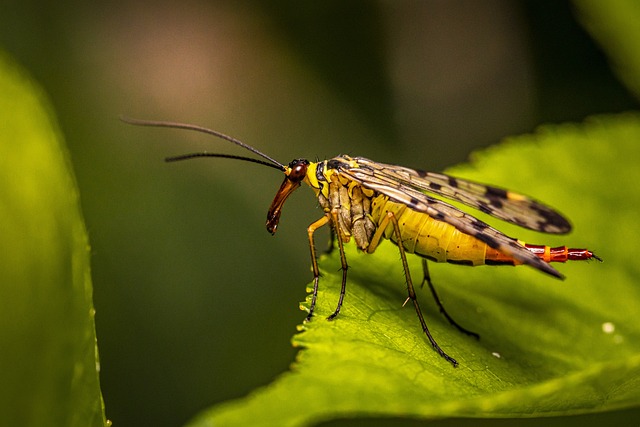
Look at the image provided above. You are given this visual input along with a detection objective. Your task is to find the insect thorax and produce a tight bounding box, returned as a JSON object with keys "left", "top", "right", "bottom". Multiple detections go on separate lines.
{"left": 306, "top": 158, "right": 379, "bottom": 251}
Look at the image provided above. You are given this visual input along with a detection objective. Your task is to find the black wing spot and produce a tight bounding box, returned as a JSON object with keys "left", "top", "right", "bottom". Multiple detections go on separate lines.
{"left": 448, "top": 176, "right": 459, "bottom": 188}
{"left": 477, "top": 202, "right": 494, "bottom": 215}
{"left": 484, "top": 186, "right": 507, "bottom": 209}
{"left": 531, "top": 203, "right": 572, "bottom": 232}
{"left": 485, "top": 186, "right": 508, "bottom": 199}
{"left": 487, "top": 197, "right": 504, "bottom": 209}
{"left": 477, "top": 234, "right": 499, "bottom": 249}
{"left": 408, "top": 197, "right": 421, "bottom": 210}
{"left": 429, "top": 182, "right": 442, "bottom": 191}
{"left": 433, "top": 212, "right": 446, "bottom": 221}
{"left": 470, "top": 219, "right": 489, "bottom": 232}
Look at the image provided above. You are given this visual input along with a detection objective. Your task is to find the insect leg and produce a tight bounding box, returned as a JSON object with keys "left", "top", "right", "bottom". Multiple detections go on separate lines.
{"left": 306, "top": 214, "right": 331, "bottom": 321}
{"left": 377, "top": 211, "right": 458, "bottom": 367}
{"left": 327, "top": 210, "right": 348, "bottom": 321}
{"left": 421, "top": 259, "right": 479, "bottom": 339}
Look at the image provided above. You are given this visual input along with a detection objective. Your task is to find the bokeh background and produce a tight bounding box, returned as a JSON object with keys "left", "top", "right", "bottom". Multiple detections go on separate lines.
{"left": 1, "top": 1, "right": 637, "bottom": 426}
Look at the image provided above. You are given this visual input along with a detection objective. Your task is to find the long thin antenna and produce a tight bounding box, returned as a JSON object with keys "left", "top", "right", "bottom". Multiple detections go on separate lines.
{"left": 121, "top": 116, "right": 286, "bottom": 170}
{"left": 165, "top": 152, "right": 284, "bottom": 170}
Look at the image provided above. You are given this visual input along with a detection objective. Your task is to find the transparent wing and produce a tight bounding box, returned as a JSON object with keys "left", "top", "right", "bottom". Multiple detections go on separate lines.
{"left": 352, "top": 157, "right": 571, "bottom": 234}
{"left": 336, "top": 157, "right": 565, "bottom": 278}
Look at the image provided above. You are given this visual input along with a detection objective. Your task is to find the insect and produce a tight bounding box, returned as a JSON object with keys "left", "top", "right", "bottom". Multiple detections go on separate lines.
{"left": 123, "top": 117, "right": 601, "bottom": 367}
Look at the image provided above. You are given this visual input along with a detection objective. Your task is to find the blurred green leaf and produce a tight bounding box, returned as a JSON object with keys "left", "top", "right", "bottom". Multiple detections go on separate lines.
{"left": 189, "top": 113, "right": 640, "bottom": 426}
{"left": 574, "top": 0, "right": 640, "bottom": 100}
{"left": 0, "top": 51, "right": 107, "bottom": 426}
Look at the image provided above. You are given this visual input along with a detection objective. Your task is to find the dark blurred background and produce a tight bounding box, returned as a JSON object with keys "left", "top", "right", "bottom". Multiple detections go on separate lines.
{"left": 0, "top": 1, "right": 637, "bottom": 426}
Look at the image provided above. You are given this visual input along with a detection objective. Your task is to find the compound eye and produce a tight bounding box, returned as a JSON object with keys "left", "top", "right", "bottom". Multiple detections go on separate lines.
{"left": 287, "top": 159, "right": 309, "bottom": 182}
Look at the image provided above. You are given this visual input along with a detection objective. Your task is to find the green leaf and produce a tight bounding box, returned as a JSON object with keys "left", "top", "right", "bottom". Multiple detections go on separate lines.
{"left": 573, "top": 0, "right": 640, "bottom": 100}
{"left": 0, "top": 51, "right": 108, "bottom": 426}
{"left": 188, "top": 112, "right": 640, "bottom": 426}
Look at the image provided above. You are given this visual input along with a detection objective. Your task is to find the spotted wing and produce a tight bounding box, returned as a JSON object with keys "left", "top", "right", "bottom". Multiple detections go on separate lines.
{"left": 353, "top": 157, "right": 571, "bottom": 234}
{"left": 336, "top": 156, "right": 565, "bottom": 279}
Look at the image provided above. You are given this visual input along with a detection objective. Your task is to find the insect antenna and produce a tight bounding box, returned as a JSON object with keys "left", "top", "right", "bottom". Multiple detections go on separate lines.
{"left": 165, "top": 152, "right": 284, "bottom": 170}
{"left": 120, "top": 116, "right": 286, "bottom": 170}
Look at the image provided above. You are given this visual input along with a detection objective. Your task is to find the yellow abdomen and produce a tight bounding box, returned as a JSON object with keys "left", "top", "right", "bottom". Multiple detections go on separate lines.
{"left": 371, "top": 196, "right": 488, "bottom": 266}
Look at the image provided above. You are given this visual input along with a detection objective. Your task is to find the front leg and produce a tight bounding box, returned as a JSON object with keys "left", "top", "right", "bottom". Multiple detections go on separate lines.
{"left": 306, "top": 211, "right": 350, "bottom": 322}
{"left": 306, "top": 214, "right": 331, "bottom": 320}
